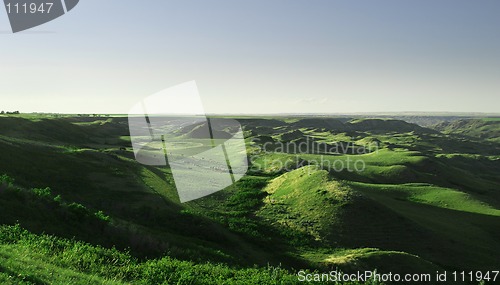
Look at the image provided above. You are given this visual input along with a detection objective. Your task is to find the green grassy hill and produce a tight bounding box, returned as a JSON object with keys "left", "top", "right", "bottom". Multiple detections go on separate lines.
{"left": 255, "top": 164, "right": 500, "bottom": 271}
{"left": 433, "top": 118, "right": 500, "bottom": 143}
{"left": 0, "top": 114, "right": 498, "bottom": 284}
{"left": 0, "top": 224, "right": 314, "bottom": 285}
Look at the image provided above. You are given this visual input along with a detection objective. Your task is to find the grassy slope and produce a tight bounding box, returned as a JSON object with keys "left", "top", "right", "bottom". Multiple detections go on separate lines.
{"left": 258, "top": 166, "right": 349, "bottom": 242}
{"left": 0, "top": 225, "right": 319, "bottom": 285}
{"left": 433, "top": 118, "right": 500, "bottom": 143}
{"left": 0, "top": 117, "right": 298, "bottom": 268}
{"left": 0, "top": 115, "right": 499, "bottom": 283}
{"left": 254, "top": 162, "right": 500, "bottom": 271}
{"left": 348, "top": 182, "right": 500, "bottom": 270}
{"left": 247, "top": 119, "right": 500, "bottom": 273}
{"left": 257, "top": 166, "right": 443, "bottom": 273}
{"left": 0, "top": 175, "right": 324, "bottom": 284}
{"left": 0, "top": 244, "right": 124, "bottom": 285}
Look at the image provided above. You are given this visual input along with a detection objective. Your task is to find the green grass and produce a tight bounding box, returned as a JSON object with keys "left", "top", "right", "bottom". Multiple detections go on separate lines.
{"left": 249, "top": 152, "right": 308, "bottom": 174}
{"left": 481, "top": 117, "right": 500, "bottom": 122}
{"left": 346, "top": 181, "right": 500, "bottom": 271}
{"left": 301, "top": 129, "right": 353, "bottom": 143}
{"left": 304, "top": 248, "right": 441, "bottom": 274}
{"left": 296, "top": 149, "right": 428, "bottom": 184}
{"left": 300, "top": 148, "right": 427, "bottom": 167}
{"left": 433, "top": 118, "right": 500, "bottom": 143}
{"left": 349, "top": 182, "right": 500, "bottom": 216}
{"left": 0, "top": 243, "right": 124, "bottom": 285}
{"left": 255, "top": 167, "right": 450, "bottom": 274}
{"left": 0, "top": 225, "right": 325, "bottom": 285}
{"left": 0, "top": 115, "right": 499, "bottom": 283}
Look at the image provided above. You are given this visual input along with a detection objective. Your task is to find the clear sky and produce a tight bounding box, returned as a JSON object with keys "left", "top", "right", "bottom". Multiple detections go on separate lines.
{"left": 1, "top": 0, "right": 499, "bottom": 114}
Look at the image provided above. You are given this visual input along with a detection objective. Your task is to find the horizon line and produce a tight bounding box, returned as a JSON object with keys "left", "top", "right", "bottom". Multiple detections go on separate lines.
{"left": 3, "top": 111, "right": 500, "bottom": 117}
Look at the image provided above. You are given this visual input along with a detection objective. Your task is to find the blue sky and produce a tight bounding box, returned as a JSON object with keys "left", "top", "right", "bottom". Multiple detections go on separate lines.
{"left": 1, "top": 0, "right": 499, "bottom": 114}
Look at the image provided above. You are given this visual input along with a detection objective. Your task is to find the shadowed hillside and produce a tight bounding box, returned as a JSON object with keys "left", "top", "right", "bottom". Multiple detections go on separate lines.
{"left": 0, "top": 114, "right": 498, "bottom": 284}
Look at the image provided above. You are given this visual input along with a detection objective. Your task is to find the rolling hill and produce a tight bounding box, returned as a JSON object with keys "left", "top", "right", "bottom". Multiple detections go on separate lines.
{"left": 0, "top": 114, "right": 499, "bottom": 284}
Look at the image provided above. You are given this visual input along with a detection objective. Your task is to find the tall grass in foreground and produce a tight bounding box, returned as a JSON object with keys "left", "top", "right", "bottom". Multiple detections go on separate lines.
{"left": 0, "top": 224, "right": 382, "bottom": 285}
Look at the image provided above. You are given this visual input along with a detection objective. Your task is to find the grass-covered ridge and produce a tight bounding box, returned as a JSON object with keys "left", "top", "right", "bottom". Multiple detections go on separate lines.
{"left": 0, "top": 224, "right": 317, "bottom": 285}
{"left": 0, "top": 114, "right": 499, "bottom": 284}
